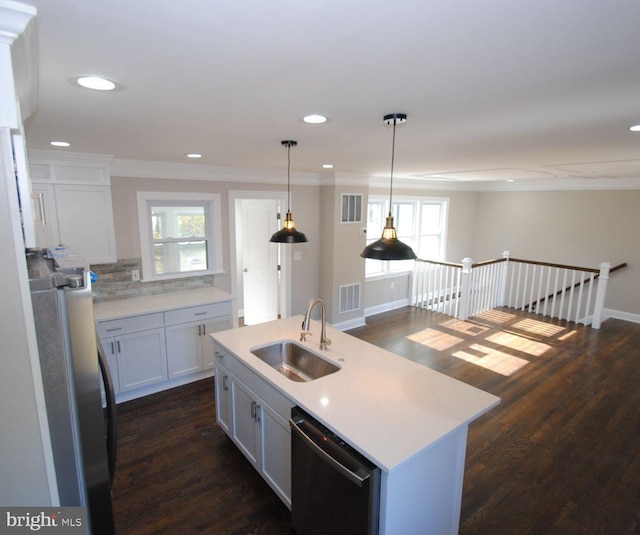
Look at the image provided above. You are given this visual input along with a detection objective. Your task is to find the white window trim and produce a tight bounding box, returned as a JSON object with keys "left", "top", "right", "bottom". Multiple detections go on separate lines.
{"left": 137, "top": 191, "right": 224, "bottom": 282}
{"left": 365, "top": 194, "right": 449, "bottom": 278}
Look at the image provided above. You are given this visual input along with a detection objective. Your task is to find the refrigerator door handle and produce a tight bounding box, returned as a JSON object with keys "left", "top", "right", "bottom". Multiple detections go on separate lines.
{"left": 97, "top": 338, "right": 118, "bottom": 484}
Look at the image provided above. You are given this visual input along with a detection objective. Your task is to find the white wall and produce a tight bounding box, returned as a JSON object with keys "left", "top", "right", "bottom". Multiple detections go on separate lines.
{"left": 0, "top": 128, "right": 56, "bottom": 505}
{"left": 110, "top": 176, "right": 321, "bottom": 316}
{"left": 471, "top": 189, "right": 640, "bottom": 315}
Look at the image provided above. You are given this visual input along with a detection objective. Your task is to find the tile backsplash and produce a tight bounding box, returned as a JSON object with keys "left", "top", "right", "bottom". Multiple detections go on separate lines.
{"left": 90, "top": 258, "right": 214, "bottom": 302}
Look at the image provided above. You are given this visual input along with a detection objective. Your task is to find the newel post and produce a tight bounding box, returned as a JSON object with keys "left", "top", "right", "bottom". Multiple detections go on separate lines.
{"left": 591, "top": 262, "right": 610, "bottom": 329}
{"left": 458, "top": 257, "right": 473, "bottom": 321}
{"left": 499, "top": 250, "right": 510, "bottom": 307}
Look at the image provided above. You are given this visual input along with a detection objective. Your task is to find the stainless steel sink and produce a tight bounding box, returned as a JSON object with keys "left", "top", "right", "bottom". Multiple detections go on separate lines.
{"left": 250, "top": 341, "right": 340, "bottom": 382}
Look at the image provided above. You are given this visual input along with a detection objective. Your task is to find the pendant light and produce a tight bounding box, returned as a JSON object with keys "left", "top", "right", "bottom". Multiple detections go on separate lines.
{"left": 361, "top": 113, "right": 417, "bottom": 260}
{"left": 270, "top": 140, "right": 308, "bottom": 243}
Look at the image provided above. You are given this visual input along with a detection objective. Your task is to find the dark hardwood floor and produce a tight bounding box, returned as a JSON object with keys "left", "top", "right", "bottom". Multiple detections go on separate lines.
{"left": 112, "top": 307, "right": 640, "bottom": 534}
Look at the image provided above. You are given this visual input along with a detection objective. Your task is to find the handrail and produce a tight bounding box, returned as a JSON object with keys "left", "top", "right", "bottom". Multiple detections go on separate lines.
{"left": 530, "top": 262, "right": 627, "bottom": 308}
{"left": 509, "top": 257, "right": 601, "bottom": 274}
{"left": 471, "top": 258, "right": 506, "bottom": 268}
{"left": 415, "top": 258, "right": 463, "bottom": 269}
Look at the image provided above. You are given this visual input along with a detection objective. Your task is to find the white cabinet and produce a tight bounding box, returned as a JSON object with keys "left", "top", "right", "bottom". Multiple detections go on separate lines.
{"left": 165, "top": 302, "right": 233, "bottom": 378}
{"left": 214, "top": 365, "right": 232, "bottom": 435}
{"left": 29, "top": 151, "right": 116, "bottom": 265}
{"left": 97, "top": 313, "right": 167, "bottom": 392}
{"left": 213, "top": 345, "right": 293, "bottom": 508}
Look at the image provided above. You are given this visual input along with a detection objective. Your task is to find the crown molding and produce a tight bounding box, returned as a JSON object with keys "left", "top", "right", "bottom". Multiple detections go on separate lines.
{"left": 370, "top": 175, "right": 640, "bottom": 192}
{"left": 28, "top": 149, "right": 114, "bottom": 167}
{"left": 110, "top": 157, "right": 322, "bottom": 186}
{"left": 0, "top": 1, "right": 36, "bottom": 45}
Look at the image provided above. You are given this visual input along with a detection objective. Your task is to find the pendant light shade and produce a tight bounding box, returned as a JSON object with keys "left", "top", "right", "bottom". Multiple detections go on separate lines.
{"left": 270, "top": 140, "right": 308, "bottom": 243}
{"left": 361, "top": 113, "right": 417, "bottom": 261}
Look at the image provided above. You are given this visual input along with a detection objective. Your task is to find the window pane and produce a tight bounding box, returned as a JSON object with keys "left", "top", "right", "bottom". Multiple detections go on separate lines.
{"left": 393, "top": 203, "right": 414, "bottom": 238}
{"left": 151, "top": 206, "right": 205, "bottom": 239}
{"left": 153, "top": 240, "right": 208, "bottom": 275}
{"left": 421, "top": 204, "right": 441, "bottom": 233}
{"left": 419, "top": 235, "right": 440, "bottom": 259}
{"left": 366, "top": 202, "right": 385, "bottom": 243}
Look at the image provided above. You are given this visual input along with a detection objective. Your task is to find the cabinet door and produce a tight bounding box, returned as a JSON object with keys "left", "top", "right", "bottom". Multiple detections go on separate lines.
{"left": 31, "top": 183, "right": 59, "bottom": 249}
{"left": 116, "top": 328, "right": 167, "bottom": 391}
{"left": 165, "top": 322, "right": 202, "bottom": 378}
{"left": 231, "top": 379, "right": 260, "bottom": 468}
{"left": 99, "top": 335, "right": 120, "bottom": 394}
{"left": 214, "top": 364, "right": 232, "bottom": 435}
{"left": 54, "top": 184, "right": 116, "bottom": 264}
{"left": 202, "top": 317, "right": 233, "bottom": 369}
{"left": 260, "top": 403, "right": 291, "bottom": 507}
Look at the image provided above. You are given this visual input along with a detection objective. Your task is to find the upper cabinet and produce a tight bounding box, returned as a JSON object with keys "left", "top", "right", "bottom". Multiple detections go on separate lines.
{"left": 28, "top": 151, "right": 116, "bottom": 265}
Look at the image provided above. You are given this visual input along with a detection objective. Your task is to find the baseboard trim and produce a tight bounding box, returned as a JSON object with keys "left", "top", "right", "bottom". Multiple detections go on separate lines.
{"left": 331, "top": 316, "right": 366, "bottom": 332}
{"left": 364, "top": 298, "right": 411, "bottom": 318}
{"left": 602, "top": 308, "right": 640, "bottom": 324}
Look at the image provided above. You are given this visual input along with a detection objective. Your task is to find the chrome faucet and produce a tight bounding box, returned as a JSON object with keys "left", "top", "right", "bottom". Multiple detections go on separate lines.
{"left": 300, "top": 299, "right": 332, "bottom": 350}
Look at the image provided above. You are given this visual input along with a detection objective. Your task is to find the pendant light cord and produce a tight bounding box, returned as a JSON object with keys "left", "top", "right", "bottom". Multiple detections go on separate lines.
{"left": 287, "top": 143, "right": 292, "bottom": 212}
{"left": 388, "top": 118, "right": 397, "bottom": 218}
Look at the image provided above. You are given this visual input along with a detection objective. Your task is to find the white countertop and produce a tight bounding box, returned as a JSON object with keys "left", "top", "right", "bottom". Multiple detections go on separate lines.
{"left": 93, "top": 287, "right": 234, "bottom": 321}
{"left": 212, "top": 316, "right": 500, "bottom": 473}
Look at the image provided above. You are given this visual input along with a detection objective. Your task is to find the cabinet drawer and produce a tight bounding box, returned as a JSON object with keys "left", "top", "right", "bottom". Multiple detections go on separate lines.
{"left": 96, "top": 312, "right": 164, "bottom": 338}
{"left": 164, "top": 301, "right": 232, "bottom": 326}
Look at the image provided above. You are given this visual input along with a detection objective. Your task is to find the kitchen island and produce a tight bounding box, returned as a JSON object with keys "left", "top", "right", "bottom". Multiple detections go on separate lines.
{"left": 212, "top": 315, "right": 499, "bottom": 534}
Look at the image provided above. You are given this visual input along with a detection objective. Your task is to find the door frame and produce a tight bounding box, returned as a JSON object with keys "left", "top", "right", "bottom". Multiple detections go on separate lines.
{"left": 228, "top": 190, "right": 291, "bottom": 322}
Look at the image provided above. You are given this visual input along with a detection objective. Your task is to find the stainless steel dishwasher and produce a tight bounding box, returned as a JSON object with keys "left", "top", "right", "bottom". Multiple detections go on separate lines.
{"left": 290, "top": 406, "right": 381, "bottom": 535}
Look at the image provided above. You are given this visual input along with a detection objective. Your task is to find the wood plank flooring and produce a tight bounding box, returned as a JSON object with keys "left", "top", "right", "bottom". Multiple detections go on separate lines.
{"left": 112, "top": 307, "right": 640, "bottom": 534}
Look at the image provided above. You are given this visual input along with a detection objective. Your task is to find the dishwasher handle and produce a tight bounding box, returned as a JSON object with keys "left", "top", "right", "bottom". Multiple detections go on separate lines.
{"left": 290, "top": 416, "right": 370, "bottom": 487}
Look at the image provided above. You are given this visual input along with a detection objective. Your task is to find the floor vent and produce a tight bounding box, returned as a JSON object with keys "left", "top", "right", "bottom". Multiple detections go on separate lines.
{"left": 339, "top": 283, "right": 361, "bottom": 314}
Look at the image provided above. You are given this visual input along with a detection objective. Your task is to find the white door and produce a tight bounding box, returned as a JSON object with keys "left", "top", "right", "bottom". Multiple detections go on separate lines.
{"left": 241, "top": 199, "right": 279, "bottom": 325}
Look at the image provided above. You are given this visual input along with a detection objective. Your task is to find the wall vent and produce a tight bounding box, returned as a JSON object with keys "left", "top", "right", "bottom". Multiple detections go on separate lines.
{"left": 341, "top": 194, "right": 363, "bottom": 223}
{"left": 339, "top": 283, "right": 361, "bottom": 314}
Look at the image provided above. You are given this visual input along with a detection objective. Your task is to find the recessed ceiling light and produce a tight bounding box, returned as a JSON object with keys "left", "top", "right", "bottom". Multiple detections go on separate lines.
{"left": 322, "top": 164, "right": 334, "bottom": 169}
{"left": 50, "top": 141, "right": 70, "bottom": 147}
{"left": 69, "top": 75, "right": 124, "bottom": 91}
{"left": 185, "top": 153, "right": 202, "bottom": 158}
{"left": 630, "top": 124, "right": 640, "bottom": 132}
{"left": 506, "top": 179, "right": 515, "bottom": 183}
{"left": 303, "top": 114, "right": 327, "bottom": 124}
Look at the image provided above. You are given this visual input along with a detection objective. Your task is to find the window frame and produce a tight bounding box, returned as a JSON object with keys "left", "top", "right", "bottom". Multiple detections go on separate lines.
{"left": 365, "top": 195, "right": 449, "bottom": 279}
{"left": 137, "top": 191, "right": 224, "bottom": 282}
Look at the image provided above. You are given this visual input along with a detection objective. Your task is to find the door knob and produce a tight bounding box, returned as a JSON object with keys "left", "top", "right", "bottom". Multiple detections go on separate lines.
{"left": 243, "top": 268, "right": 248, "bottom": 272}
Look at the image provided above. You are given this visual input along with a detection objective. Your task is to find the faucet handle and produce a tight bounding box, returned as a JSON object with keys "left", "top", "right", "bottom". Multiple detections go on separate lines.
{"left": 300, "top": 331, "right": 312, "bottom": 342}
{"left": 320, "top": 338, "right": 332, "bottom": 350}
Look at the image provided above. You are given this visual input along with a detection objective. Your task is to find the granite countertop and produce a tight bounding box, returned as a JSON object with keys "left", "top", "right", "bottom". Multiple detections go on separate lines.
{"left": 93, "top": 287, "right": 234, "bottom": 321}
{"left": 212, "top": 316, "right": 500, "bottom": 473}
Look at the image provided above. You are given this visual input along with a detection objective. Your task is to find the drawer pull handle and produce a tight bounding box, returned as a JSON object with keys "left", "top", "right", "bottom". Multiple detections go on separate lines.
{"left": 195, "top": 311, "right": 207, "bottom": 316}
{"left": 106, "top": 327, "right": 122, "bottom": 332}
{"left": 214, "top": 351, "right": 224, "bottom": 358}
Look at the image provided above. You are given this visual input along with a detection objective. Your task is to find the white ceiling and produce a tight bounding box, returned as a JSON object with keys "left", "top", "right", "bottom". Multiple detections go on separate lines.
{"left": 19, "top": 0, "right": 640, "bottom": 185}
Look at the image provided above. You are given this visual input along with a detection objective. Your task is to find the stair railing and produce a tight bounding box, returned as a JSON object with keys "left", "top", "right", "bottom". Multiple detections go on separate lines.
{"left": 411, "top": 251, "right": 625, "bottom": 329}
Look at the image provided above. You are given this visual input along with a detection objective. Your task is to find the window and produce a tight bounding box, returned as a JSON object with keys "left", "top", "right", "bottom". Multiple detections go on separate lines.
{"left": 137, "top": 192, "right": 223, "bottom": 281}
{"left": 365, "top": 196, "right": 448, "bottom": 277}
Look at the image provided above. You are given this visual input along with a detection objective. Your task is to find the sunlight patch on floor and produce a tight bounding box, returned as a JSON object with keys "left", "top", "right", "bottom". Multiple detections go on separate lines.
{"left": 452, "top": 344, "right": 529, "bottom": 376}
{"left": 473, "top": 310, "right": 518, "bottom": 324}
{"left": 486, "top": 332, "right": 551, "bottom": 357}
{"left": 439, "top": 319, "right": 490, "bottom": 336}
{"left": 558, "top": 329, "right": 578, "bottom": 341}
{"left": 511, "top": 318, "right": 566, "bottom": 337}
{"left": 407, "top": 328, "right": 464, "bottom": 350}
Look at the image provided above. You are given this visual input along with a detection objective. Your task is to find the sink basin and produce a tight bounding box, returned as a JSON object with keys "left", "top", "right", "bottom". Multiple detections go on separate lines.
{"left": 250, "top": 340, "right": 340, "bottom": 382}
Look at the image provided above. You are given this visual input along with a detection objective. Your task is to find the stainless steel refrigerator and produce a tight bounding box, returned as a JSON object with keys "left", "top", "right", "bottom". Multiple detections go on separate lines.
{"left": 28, "top": 248, "right": 117, "bottom": 534}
